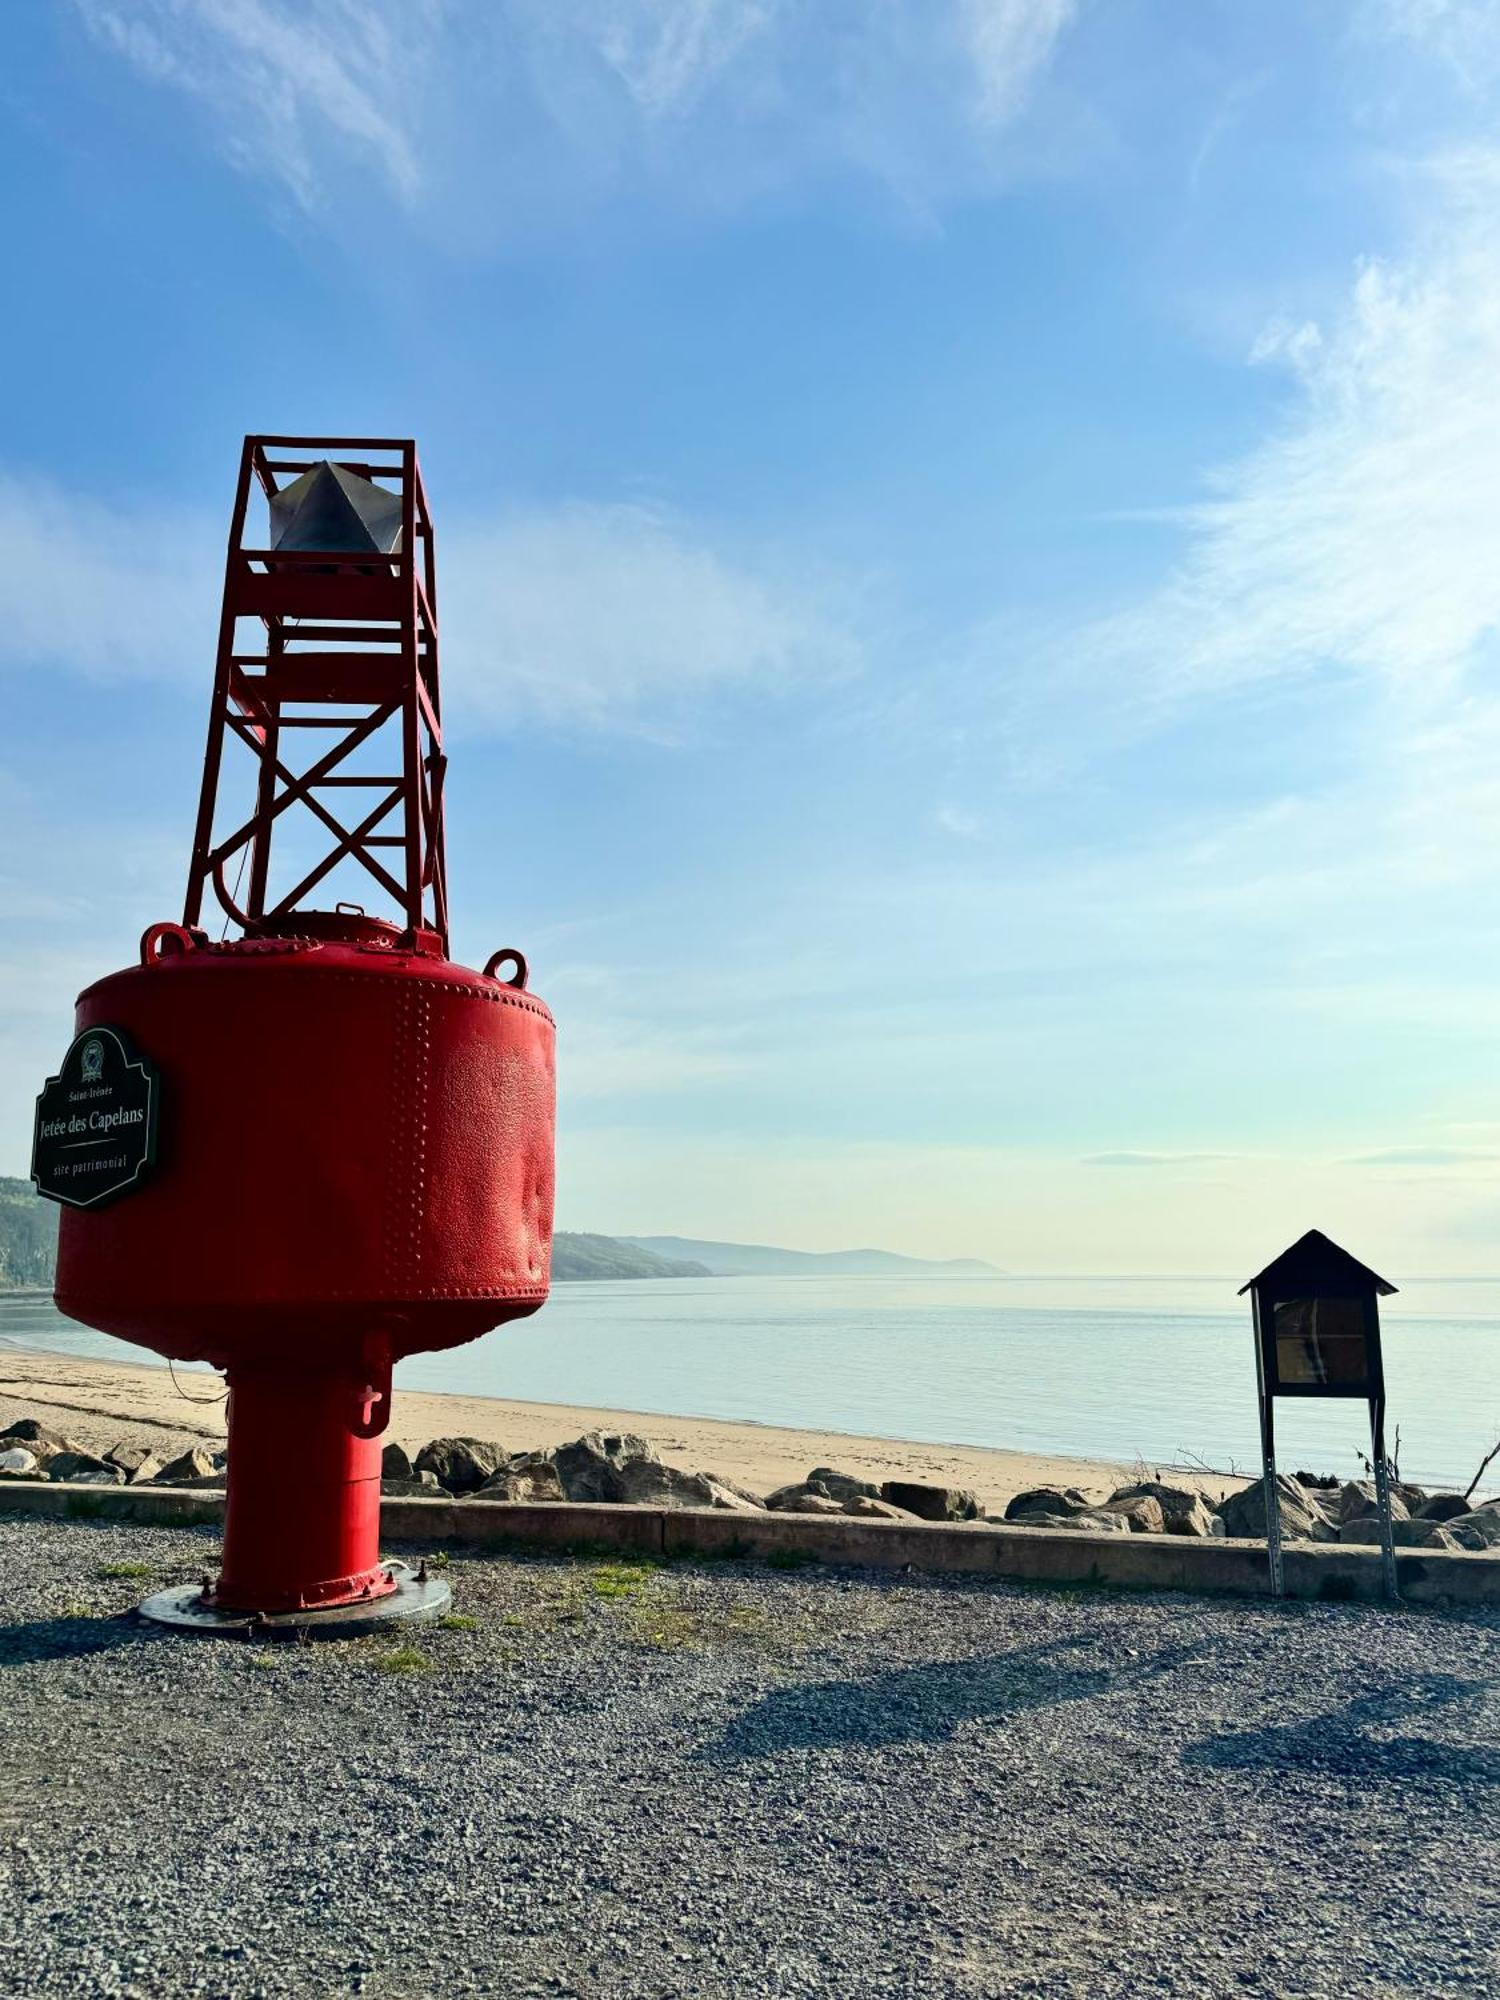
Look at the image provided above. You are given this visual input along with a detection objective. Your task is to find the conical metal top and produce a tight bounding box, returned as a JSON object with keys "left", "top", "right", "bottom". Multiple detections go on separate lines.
{"left": 269, "top": 461, "right": 404, "bottom": 555}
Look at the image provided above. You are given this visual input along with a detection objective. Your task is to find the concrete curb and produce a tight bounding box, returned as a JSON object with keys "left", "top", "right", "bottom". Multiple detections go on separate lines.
{"left": 3, "top": 1482, "right": 1497, "bottom": 1605}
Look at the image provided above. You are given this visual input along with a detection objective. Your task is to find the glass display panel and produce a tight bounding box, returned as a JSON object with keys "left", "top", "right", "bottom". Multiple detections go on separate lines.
{"left": 1273, "top": 1297, "right": 1368, "bottom": 1389}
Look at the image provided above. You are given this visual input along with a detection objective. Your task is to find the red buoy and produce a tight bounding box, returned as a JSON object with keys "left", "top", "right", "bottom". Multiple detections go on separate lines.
{"left": 35, "top": 437, "right": 556, "bottom": 1620}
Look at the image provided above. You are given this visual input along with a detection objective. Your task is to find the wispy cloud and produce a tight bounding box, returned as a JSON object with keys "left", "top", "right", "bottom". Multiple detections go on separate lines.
{"left": 1374, "top": 0, "right": 1500, "bottom": 91}
{"left": 443, "top": 502, "right": 860, "bottom": 736}
{"left": 0, "top": 469, "right": 216, "bottom": 683}
{"left": 1082, "top": 1152, "right": 1235, "bottom": 1169}
{"left": 952, "top": 136, "right": 1500, "bottom": 907}
{"left": 1105, "top": 163, "right": 1500, "bottom": 714}
{"left": 75, "top": 0, "right": 428, "bottom": 210}
{"left": 1345, "top": 1147, "right": 1500, "bottom": 1167}
{"left": 77, "top": 0, "right": 1078, "bottom": 226}
{"left": 958, "top": 0, "right": 1077, "bottom": 127}
{"left": 557, "top": 0, "right": 774, "bottom": 116}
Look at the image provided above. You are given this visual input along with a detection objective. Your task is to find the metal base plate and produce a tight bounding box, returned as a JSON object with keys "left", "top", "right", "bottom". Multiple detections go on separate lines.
{"left": 137, "top": 1561, "right": 452, "bottom": 1639}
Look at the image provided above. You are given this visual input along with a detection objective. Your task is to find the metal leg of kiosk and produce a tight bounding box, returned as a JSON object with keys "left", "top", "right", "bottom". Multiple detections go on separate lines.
{"left": 1261, "top": 1400, "right": 1284, "bottom": 1599}
{"left": 1371, "top": 1396, "right": 1400, "bottom": 1604}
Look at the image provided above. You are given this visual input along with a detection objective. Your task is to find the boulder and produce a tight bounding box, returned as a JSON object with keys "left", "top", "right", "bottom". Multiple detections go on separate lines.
{"left": 1445, "top": 1507, "right": 1500, "bottom": 1552}
{"left": 105, "top": 1443, "right": 162, "bottom": 1485}
{"left": 0, "top": 1446, "right": 40, "bottom": 1477}
{"left": 1004, "top": 1486, "right": 1094, "bottom": 1524}
{"left": 608, "top": 1456, "right": 726, "bottom": 1509}
{"left": 381, "top": 1474, "right": 445, "bottom": 1498}
{"left": 104, "top": 1441, "right": 152, "bottom": 1477}
{"left": 539, "top": 1432, "right": 759, "bottom": 1509}
{"left": 1216, "top": 1475, "right": 1338, "bottom": 1543}
{"left": 1411, "top": 1524, "right": 1459, "bottom": 1551}
{"left": 414, "top": 1436, "right": 507, "bottom": 1496}
{"left": 1336, "top": 1479, "right": 1409, "bottom": 1525}
{"left": 549, "top": 1431, "right": 655, "bottom": 1503}
{"left": 0, "top": 1422, "right": 82, "bottom": 1471}
{"left": 1417, "top": 1493, "right": 1474, "bottom": 1523}
{"left": 773, "top": 1491, "right": 845, "bottom": 1515}
{"left": 1293, "top": 1470, "right": 1340, "bottom": 1491}
{"left": 1394, "top": 1518, "right": 1462, "bottom": 1548}
{"left": 1101, "top": 1494, "right": 1165, "bottom": 1535}
{"left": 1105, "top": 1481, "right": 1215, "bottom": 1538}
{"left": 46, "top": 1449, "right": 116, "bottom": 1483}
{"left": 381, "top": 1442, "right": 415, "bottom": 1481}
{"left": 765, "top": 1479, "right": 830, "bottom": 1511}
{"left": 616, "top": 1456, "right": 764, "bottom": 1504}
{"left": 842, "top": 1494, "right": 919, "bottom": 1520}
{"left": 1337, "top": 1515, "right": 1458, "bottom": 1549}
{"left": 1015, "top": 1509, "right": 1132, "bottom": 1535}
{"left": 473, "top": 1461, "right": 566, "bottom": 1505}
{"left": 701, "top": 1474, "right": 767, "bottom": 1511}
{"left": 0, "top": 1418, "right": 76, "bottom": 1452}
{"left": 880, "top": 1480, "right": 980, "bottom": 1522}
{"left": 153, "top": 1447, "right": 219, "bottom": 1486}
{"left": 803, "top": 1466, "right": 881, "bottom": 1503}
{"left": 1337, "top": 1515, "right": 1398, "bottom": 1546}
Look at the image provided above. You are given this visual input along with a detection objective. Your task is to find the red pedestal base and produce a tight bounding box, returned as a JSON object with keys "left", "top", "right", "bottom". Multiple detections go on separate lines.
{"left": 216, "top": 1359, "right": 395, "bottom": 1614}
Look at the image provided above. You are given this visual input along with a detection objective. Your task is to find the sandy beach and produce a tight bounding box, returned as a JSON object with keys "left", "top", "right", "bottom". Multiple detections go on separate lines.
{"left": 0, "top": 1343, "right": 1241, "bottom": 1512}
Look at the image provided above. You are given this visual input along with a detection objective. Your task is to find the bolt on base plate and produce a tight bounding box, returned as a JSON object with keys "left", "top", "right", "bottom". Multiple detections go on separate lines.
{"left": 137, "top": 1560, "right": 451, "bottom": 1639}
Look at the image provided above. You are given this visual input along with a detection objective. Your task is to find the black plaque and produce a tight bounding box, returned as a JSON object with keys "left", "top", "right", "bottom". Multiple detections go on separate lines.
{"left": 33, "top": 1026, "right": 159, "bottom": 1210}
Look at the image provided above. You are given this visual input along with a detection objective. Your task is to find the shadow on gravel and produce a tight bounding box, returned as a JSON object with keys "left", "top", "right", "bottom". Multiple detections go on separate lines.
{"left": 705, "top": 1635, "right": 1200, "bottom": 1759}
{"left": 0, "top": 1616, "right": 149, "bottom": 1666}
{"left": 1185, "top": 1673, "right": 1500, "bottom": 1787}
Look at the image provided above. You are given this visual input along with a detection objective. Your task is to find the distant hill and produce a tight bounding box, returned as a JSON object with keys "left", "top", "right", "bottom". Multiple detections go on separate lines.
{"left": 0, "top": 1191, "right": 705, "bottom": 1290}
{"left": 0, "top": 1178, "right": 58, "bottom": 1288}
{"left": 619, "top": 1235, "right": 998, "bottom": 1278}
{"left": 0, "top": 1184, "right": 968, "bottom": 1289}
{"left": 552, "top": 1232, "right": 708, "bottom": 1281}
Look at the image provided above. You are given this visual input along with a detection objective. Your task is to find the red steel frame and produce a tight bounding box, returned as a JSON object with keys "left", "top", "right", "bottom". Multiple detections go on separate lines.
{"left": 183, "top": 436, "right": 449, "bottom": 953}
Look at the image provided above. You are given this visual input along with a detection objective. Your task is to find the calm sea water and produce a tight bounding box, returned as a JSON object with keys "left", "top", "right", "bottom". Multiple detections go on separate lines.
{"left": 4, "top": 1274, "right": 1499, "bottom": 1491}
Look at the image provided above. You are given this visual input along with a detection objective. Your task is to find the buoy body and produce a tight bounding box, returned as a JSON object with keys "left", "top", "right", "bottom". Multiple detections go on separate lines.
{"left": 54, "top": 921, "right": 555, "bottom": 1613}
{"left": 57, "top": 929, "right": 555, "bottom": 1364}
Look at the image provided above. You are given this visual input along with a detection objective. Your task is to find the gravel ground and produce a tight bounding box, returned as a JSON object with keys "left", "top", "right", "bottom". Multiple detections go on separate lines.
{"left": 2, "top": 1514, "right": 1498, "bottom": 2000}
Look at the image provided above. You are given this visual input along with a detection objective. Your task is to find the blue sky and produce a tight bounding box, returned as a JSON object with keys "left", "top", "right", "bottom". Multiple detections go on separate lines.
{"left": 3, "top": 0, "right": 1500, "bottom": 1273}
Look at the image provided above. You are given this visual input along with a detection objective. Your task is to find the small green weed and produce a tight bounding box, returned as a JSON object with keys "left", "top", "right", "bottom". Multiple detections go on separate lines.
{"left": 98, "top": 1561, "right": 154, "bottom": 1580}
{"left": 588, "top": 1562, "right": 656, "bottom": 1601}
{"left": 250, "top": 1652, "right": 277, "bottom": 1670}
{"left": 374, "top": 1643, "right": 433, "bottom": 1675}
{"left": 425, "top": 1550, "right": 452, "bottom": 1569}
{"left": 437, "top": 1613, "right": 478, "bottom": 1632}
{"left": 59, "top": 1601, "right": 94, "bottom": 1619}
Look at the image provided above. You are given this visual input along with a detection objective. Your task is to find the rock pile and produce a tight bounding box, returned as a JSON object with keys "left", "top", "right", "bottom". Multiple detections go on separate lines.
{"left": 762, "top": 1467, "right": 979, "bottom": 1522}
{"left": 4, "top": 1413, "right": 1498, "bottom": 1549}
{"left": 0, "top": 1416, "right": 979, "bottom": 1523}
{"left": 0, "top": 1420, "right": 225, "bottom": 1489}
{"left": 1000, "top": 1470, "right": 1500, "bottom": 1551}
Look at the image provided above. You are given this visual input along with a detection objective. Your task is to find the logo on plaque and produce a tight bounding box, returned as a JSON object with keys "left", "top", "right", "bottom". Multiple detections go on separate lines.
{"left": 32, "top": 1025, "right": 160, "bottom": 1210}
